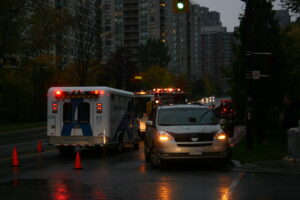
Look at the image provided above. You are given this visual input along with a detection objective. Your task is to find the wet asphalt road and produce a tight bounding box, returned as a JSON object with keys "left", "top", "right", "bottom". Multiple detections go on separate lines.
{"left": 1, "top": 131, "right": 300, "bottom": 199}
{"left": 0, "top": 144, "right": 238, "bottom": 200}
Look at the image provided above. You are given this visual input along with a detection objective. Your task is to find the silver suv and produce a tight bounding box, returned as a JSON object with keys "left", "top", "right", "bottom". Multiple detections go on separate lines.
{"left": 144, "top": 104, "right": 231, "bottom": 167}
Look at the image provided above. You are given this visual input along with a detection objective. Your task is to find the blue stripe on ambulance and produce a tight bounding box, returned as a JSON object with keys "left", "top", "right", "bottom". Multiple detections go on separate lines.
{"left": 61, "top": 98, "right": 93, "bottom": 136}
{"left": 112, "top": 103, "right": 133, "bottom": 142}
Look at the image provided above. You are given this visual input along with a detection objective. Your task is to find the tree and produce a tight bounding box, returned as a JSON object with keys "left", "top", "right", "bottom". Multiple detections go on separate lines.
{"left": 72, "top": 0, "right": 97, "bottom": 85}
{"left": 0, "top": 0, "right": 71, "bottom": 67}
{"left": 139, "top": 38, "right": 171, "bottom": 71}
{"left": 0, "top": 0, "right": 27, "bottom": 66}
{"left": 0, "top": 1, "right": 71, "bottom": 122}
{"left": 282, "top": 20, "right": 300, "bottom": 96}
{"left": 105, "top": 47, "right": 139, "bottom": 90}
{"left": 142, "top": 66, "right": 174, "bottom": 89}
{"left": 231, "top": 0, "right": 285, "bottom": 139}
{"left": 280, "top": 0, "right": 300, "bottom": 13}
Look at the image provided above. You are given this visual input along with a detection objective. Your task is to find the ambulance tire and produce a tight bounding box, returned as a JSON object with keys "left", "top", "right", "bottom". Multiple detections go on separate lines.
{"left": 58, "top": 146, "right": 74, "bottom": 156}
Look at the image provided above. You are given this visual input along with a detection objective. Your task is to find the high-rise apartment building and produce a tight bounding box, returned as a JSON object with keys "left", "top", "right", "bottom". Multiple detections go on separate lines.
{"left": 47, "top": 0, "right": 233, "bottom": 93}
{"left": 101, "top": 0, "right": 159, "bottom": 62}
{"left": 99, "top": 0, "right": 189, "bottom": 74}
{"left": 186, "top": 4, "right": 227, "bottom": 79}
{"left": 200, "top": 26, "right": 233, "bottom": 93}
{"left": 201, "top": 26, "right": 226, "bottom": 75}
{"left": 151, "top": 0, "right": 189, "bottom": 75}
{"left": 187, "top": 4, "right": 202, "bottom": 78}
{"left": 48, "top": 0, "right": 97, "bottom": 68}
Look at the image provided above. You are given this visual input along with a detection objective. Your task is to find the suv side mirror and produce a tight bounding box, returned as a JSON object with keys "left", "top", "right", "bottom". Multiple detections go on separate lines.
{"left": 146, "top": 120, "right": 153, "bottom": 126}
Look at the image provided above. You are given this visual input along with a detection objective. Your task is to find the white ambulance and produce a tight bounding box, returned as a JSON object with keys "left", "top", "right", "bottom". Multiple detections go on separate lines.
{"left": 47, "top": 86, "right": 139, "bottom": 155}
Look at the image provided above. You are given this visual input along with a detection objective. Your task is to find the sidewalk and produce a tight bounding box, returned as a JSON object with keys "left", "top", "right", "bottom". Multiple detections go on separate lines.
{"left": 232, "top": 159, "right": 300, "bottom": 174}
{"left": 253, "top": 127, "right": 300, "bottom": 173}
{"left": 253, "top": 159, "right": 300, "bottom": 173}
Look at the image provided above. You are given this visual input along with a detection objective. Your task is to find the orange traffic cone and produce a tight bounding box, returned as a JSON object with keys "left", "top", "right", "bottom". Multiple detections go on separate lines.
{"left": 74, "top": 151, "right": 83, "bottom": 169}
{"left": 12, "top": 146, "right": 20, "bottom": 167}
{"left": 37, "top": 140, "right": 43, "bottom": 152}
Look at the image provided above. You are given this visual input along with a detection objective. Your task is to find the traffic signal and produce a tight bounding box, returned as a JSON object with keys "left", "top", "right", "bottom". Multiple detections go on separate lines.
{"left": 173, "top": 0, "right": 190, "bottom": 13}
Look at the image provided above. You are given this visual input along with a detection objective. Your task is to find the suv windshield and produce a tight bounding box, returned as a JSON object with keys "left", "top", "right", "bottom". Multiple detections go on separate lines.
{"left": 158, "top": 107, "right": 218, "bottom": 125}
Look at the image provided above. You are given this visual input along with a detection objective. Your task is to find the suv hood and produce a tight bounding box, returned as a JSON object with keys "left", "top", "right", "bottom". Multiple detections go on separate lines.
{"left": 157, "top": 124, "right": 221, "bottom": 134}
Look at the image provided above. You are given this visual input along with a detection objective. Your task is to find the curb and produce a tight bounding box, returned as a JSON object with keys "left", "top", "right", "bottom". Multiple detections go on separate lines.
{"left": 232, "top": 159, "right": 300, "bottom": 174}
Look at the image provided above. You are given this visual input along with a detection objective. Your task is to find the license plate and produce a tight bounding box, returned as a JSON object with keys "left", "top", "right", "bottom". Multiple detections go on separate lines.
{"left": 190, "top": 149, "right": 203, "bottom": 155}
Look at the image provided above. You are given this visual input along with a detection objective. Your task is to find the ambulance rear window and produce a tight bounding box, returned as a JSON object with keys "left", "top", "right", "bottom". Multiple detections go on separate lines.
{"left": 63, "top": 103, "right": 72, "bottom": 124}
{"left": 78, "top": 102, "right": 90, "bottom": 124}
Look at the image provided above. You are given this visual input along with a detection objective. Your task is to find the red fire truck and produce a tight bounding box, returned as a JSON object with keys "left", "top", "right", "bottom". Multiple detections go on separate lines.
{"left": 152, "top": 88, "right": 187, "bottom": 105}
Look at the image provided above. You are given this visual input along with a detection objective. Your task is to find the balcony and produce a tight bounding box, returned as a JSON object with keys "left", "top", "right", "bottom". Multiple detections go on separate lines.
{"left": 123, "top": 5, "right": 139, "bottom": 11}
{"left": 124, "top": 27, "right": 139, "bottom": 33}
{"left": 123, "top": 12, "right": 139, "bottom": 19}
{"left": 123, "top": 20, "right": 139, "bottom": 26}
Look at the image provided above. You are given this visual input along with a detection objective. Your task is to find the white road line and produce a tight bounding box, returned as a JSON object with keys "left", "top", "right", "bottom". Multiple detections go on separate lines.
{"left": 221, "top": 172, "right": 245, "bottom": 200}
{"left": 0, "top": 149, "right": 57, "bottom": 161}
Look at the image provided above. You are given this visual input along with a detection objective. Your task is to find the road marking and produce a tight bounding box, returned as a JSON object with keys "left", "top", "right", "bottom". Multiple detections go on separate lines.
{"left": 0, "top": 149, "right": 57, "bottom": 162}
{"left": 221, "top": 172, "right": 245, "bottom": 200}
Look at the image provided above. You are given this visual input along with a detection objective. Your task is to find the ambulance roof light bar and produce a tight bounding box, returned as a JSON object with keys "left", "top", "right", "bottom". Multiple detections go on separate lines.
{"left": 54, "top": 89, "right": 104, "bottom": 99}
{"left": 152, "top": 88, "right": 183, "bottom": 93}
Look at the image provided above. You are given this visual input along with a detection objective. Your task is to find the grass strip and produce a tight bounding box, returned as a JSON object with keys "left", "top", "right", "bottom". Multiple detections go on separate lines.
{"left": 0, "top": 122, "right": 46, "bottom": 133}
{"left": 232, "top": 129, "right": 287, "bottom": 163}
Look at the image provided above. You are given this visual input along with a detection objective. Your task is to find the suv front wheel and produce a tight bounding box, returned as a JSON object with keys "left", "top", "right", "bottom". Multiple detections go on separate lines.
{"left": 150, "top": 147, "right": 163, "bottom": 167}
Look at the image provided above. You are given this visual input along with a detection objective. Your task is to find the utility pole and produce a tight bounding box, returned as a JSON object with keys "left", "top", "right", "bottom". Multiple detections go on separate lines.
{"left": 242, "top": 0, "right": 254, "bottom": 150}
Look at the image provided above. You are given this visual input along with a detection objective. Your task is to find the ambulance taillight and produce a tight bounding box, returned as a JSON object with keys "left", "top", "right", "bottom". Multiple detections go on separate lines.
{"left": 52, "top": 103, "right": 58, "bottom": 113}
{"left": 96, "top": 103, "right": 103, "bottom": 113}
{"left": 55, "top": 90, "right": 61, "bottom": 96}
{"left": 54, "top": 90, "right": 64, "bottom": 99}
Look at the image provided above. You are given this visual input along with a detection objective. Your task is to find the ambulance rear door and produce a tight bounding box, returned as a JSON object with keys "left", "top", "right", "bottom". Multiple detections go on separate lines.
{"left": 61, "top": 99, "right": 93, "bottom": 137}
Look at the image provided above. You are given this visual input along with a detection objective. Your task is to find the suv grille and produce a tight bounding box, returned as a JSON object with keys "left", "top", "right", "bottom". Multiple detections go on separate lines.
{"left": 169, "top": 132, "right": 216, "bottom": 142}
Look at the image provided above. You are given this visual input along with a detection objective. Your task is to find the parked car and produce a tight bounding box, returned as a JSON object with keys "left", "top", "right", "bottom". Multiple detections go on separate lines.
{"left": 144, "top": 104, "right": 231, "bottom": 167}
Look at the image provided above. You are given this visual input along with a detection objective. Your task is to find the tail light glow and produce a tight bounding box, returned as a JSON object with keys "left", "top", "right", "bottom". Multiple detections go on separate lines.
{"left": 55, "top": 91, "right": 62, "bottom": 96}
{"left": 96, "top": 103, "right": 103, "bottom": 113}
{"left": 100, "top": 90, "right": 105, "bottom": 95}
{"left": 52, "top": 103, "right": 58, "bottom": 113}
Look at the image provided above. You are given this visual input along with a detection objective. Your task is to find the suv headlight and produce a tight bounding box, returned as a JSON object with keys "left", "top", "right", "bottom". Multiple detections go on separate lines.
{"left": 215, "top": 130, "right": 227, "bottom": 140}
{"left": 158, "top": 130, "right": 174, "bottom": 142}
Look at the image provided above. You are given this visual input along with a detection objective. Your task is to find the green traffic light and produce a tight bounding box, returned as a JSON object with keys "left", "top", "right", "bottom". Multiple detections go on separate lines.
{"left": 177, "top": 2, "right": 184, "bottom": 10}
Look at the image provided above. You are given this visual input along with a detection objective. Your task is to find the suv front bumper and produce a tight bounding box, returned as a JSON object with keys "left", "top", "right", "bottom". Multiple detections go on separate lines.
{"left": 155, "top": 140, "right": 230, "bottom": 160}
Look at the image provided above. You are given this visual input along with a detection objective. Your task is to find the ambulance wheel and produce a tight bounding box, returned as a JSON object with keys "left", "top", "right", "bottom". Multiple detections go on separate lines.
{"left": 58, "top": 146, "right": 74, "bottom": 156}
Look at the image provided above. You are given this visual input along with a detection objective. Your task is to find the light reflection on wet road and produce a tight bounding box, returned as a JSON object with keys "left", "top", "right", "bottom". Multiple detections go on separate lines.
{"left": 0, "top": 142, "right": 249, "bottom": 199}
